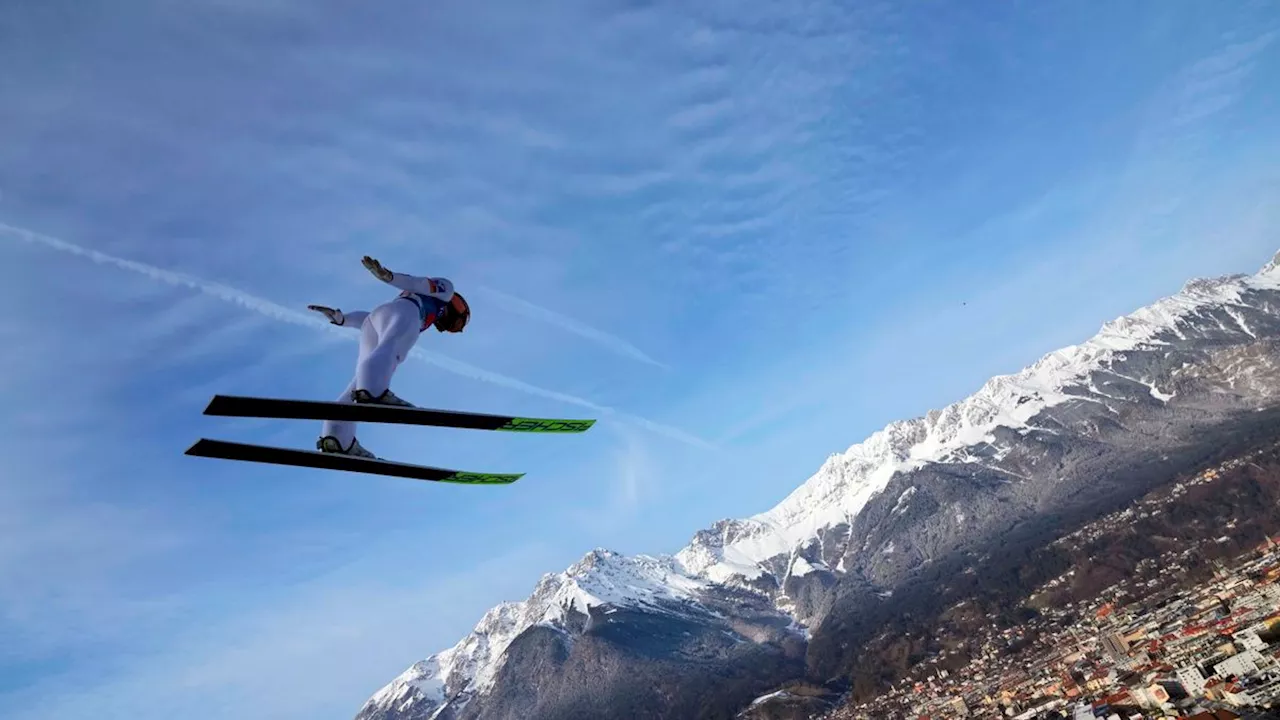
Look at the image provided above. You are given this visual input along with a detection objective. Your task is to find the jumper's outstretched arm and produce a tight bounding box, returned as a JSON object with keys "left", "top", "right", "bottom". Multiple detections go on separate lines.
{"left": 362, "top": 256, "right": 455, "bottom": 301}
{"left": 307, "top": 305, "right": 369, "bottom": 327}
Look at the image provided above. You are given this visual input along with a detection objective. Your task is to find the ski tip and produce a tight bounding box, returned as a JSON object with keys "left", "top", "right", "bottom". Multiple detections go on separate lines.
{"left": 498, "top": 417, "right": 597, "bottom": 433}
{"left": 445, "top": 470, "right": 525, "bottom": 485}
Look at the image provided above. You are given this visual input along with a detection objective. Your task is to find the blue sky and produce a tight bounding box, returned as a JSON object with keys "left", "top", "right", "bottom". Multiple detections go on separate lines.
{"left": 2, "top": 1, "right": 1279, "bottom": 717}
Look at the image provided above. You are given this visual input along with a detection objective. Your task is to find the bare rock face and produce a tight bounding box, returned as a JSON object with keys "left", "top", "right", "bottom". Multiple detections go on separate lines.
{"left": 356, "top": 253, "right": 1280, "bottom": 720}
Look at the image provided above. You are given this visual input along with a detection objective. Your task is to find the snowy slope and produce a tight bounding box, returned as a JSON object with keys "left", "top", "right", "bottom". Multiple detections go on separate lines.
{"left": 357, "top": 252, "right": 1280, "bottom": 720}
{"left": 674, "top": 259, "right": 1280, "bottom": 584}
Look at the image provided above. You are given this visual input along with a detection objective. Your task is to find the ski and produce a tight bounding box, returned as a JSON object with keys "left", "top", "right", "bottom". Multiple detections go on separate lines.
{"left": 202, "top": 394, "right": 596, "bottom": 433}
{"left": 184, "top": 438, "right": 523, "bottom": 484}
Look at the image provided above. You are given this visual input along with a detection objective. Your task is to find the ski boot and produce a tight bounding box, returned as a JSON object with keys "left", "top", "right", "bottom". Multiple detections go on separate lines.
{"left": 351, "top": 388, "right": 415, "bottom": 407}
{"left": 316, "top": 435, "right": 376, "bottom": 459}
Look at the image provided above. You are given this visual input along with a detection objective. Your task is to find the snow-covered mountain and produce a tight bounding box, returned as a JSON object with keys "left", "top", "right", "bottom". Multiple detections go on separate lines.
{"left": 357, "top": 253, "right": 1280, "bottom": 720}
{"left": 358, "top": 552, "right": 718, "bottom": 719}
{"left": 677, "top": 262, "right": 1280, "bottom": 588}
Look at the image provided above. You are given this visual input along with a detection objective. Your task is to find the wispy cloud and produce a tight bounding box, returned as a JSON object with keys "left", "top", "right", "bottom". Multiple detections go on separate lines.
{"left": 474, "top": 285, "right": 669, "bottom": 370}
{"left": 1163, "top": 30, "right": 1276, "bottom": 130}
{"left": 0, "top": 485, "right": 190, "bottom": 669}
{"left": 561, "top": 423, "right": 658, "bottom": 535}
{"left": 612, "top": 425, "right": 654, "bottom": 514}
{"left": 6, "top": 541, "right": 558, "bottom": 720}
{"left": 0, "top": 221, "right": 712, "bottom": 450}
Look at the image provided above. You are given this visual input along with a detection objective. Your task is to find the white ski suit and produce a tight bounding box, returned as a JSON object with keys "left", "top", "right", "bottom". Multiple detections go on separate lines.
{"left": 321, "top": 272, "right": 456, "bottom": 450}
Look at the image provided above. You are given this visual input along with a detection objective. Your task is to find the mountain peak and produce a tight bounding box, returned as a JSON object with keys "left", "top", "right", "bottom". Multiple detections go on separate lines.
{"left": 1261, "top": 250, "right": 1280, "bottom": 276}
{"left": 1181, "top": 274, "right": 1249, "bottom": 296}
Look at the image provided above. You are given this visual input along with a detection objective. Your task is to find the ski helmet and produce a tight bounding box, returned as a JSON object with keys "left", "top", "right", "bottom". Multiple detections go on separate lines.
{"left": 436, "top": 292, "right": 470, "bottom": 332}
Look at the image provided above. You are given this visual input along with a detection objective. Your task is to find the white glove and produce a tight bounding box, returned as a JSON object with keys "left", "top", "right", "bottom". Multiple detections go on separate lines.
{"left": 362, "top": 255, "right": 394, "bottom": 283}
{"left": 307, "top": 304, "right": 345, "bottom": 326}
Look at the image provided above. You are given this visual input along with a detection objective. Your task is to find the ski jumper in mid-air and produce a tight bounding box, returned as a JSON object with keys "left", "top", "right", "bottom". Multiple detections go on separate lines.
{"left": 306, "top": 256, "right": 470, "bottom": 458}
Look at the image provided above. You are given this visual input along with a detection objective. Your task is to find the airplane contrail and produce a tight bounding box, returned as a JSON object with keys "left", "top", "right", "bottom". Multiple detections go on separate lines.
{"left": 475, "top": 285, "right": 670, "bottom": 370}
{"left": 0, "top": 222, "right": 713, "bottom": 450}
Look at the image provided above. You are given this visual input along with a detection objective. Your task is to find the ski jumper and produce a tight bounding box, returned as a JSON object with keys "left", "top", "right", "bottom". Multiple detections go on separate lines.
{"left": 321, "top": 273, "right": 455, "bottom": 450}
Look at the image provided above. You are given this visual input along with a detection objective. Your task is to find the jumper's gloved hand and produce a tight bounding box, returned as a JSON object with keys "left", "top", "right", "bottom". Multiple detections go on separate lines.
{"left": 307, "top": 304, "right": 346, "bottom": 326}
{"left": 362, "top": 256, "right": 394, "bottom": 283}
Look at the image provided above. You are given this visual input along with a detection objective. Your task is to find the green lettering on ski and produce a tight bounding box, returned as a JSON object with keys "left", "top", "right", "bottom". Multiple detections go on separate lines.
{"left": 447, "top": 471, "right": 524, "bottom": 484}
{"left": 499, "top": 418, "right": 596, "bottom": 433}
